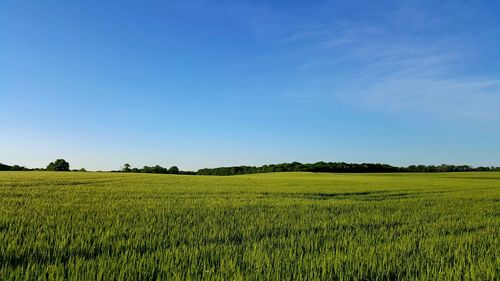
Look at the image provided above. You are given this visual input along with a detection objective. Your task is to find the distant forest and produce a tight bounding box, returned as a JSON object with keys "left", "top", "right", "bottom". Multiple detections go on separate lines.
{"left": 0, "top": 163, "right": 31, "bottom": 171}
{"left": 117, "top": 163, "right": 195, "bottom": 175}
{"left": 0, "top": 159, "right": 82, "bottom": 172}
{"left": 196, "top": 162, "right": 500, "bottom": 176}
{"left": 2, "top": 160, "right": 499, "bottom": 175}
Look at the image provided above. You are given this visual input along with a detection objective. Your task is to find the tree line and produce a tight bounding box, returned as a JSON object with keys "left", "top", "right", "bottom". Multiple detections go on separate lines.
{"left": 116, "top": 163, "right": 195, "bottom": 175}
{"left": 2, "top": 160, "right": 499, "bottom": 175}
{"left": 0, "top": 163, "right": 31, "bottom": 171}
{"left": 0, "top": 159, "right": 84, "bottom": 172}
{"left": 196, "top": 162, "right": 500, "bottom": 176}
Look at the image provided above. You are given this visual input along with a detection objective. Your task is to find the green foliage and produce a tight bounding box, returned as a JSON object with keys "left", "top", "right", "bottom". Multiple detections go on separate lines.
{"left": 119, "top": 163, "right": 192, "bottom": 175}
{"left": 0, "top": 172, "right": 499, "bottom": 280}
{"left": 122, "top": 163, "right": 131, "bottom": 172}
{"left": 0, "top": 163, "right": 30, "bottom": 171}
{"left": 197, "top": 162, "right": 499, "bottom": 176}
{"left": 168, "top": 166, "right": 179, "bottom": 174}
{"left": 0, "top": 163, "right": 12, "bottom": 171}
{"left": 46, "top": 159, "right": 70, "bottom": 171}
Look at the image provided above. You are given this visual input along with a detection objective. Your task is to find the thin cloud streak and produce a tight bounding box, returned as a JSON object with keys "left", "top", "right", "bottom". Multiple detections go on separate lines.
{"left": 241, "top": 1, "right": 500, "bottom": 120}
{"left": 349, "top": 78, "right": 500, "bottom": 119}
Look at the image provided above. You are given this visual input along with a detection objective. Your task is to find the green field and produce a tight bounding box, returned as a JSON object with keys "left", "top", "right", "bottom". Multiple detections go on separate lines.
{"left": 1, "top": 172, "right": 499, "bottom": 280}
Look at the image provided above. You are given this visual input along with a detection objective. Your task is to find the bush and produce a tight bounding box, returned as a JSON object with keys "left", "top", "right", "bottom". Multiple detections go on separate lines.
{"left": 46, "top": 159, "right": 70, "bottom": 171}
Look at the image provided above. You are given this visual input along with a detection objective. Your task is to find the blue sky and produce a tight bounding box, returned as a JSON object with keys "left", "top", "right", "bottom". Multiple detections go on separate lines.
{"left": 1, "top": 0, "right": 500, "bottom": 170}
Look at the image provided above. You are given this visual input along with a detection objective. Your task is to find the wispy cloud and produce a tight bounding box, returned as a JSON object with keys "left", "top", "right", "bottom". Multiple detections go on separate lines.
{"left": 349, "top": 78, "right": 500, "bottom": 119}
{"left": 260, "top": 1, "right": 500, "bottom": 120}
{"left": 172, "top": 0, "right": 500, "bottom": 120}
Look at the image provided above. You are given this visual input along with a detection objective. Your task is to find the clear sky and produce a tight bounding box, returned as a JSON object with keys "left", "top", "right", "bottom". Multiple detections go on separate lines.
{"left": 1, "top": 0, "right": 500, "bottom": 171}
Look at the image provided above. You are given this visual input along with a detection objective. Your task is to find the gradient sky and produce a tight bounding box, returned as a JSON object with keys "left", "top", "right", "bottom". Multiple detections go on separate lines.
{"left": 1, "top": 0, "right": 500, "bottom": 171}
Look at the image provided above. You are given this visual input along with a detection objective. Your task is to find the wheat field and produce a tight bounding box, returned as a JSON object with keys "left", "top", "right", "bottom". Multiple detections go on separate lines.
{"left": 0, "top": 171, "right": 499, "bottom": 280}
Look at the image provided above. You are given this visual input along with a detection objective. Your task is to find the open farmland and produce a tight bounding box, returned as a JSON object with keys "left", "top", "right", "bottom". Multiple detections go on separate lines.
{"left": 0, "top": 172, "right": 499, "bottom": 280}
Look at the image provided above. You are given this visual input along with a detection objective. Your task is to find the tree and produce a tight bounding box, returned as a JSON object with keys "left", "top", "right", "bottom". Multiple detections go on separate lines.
{"left": 168, "top": 166, "right": 179, "bottom": 174}
{"left": 122, "top": 163, "right": 131, "bottom": 172}
{"left": 0, "top": 163, "right": 10, "bottom": 171}
{"left": 46, "top": 159, "right": 70, "bottom": 171}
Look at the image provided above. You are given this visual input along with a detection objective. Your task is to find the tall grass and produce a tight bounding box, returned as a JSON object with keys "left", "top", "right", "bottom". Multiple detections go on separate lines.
{"left": 0, "top": 172, "right": 499, "bottom": 280}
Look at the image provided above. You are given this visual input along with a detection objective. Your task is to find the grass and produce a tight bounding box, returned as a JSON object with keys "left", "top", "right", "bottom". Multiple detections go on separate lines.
{"left": 0, "top": 171, "right": 499, "bottom": 280}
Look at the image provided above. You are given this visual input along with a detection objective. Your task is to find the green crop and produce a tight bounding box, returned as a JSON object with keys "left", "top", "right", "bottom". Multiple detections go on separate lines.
{"left": 0, "top": 171, "right": 499, "bottom": 280}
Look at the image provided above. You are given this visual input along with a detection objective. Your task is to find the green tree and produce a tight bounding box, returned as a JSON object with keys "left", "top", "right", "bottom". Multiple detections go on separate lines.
{"left": 0, "top": 163, "right": 11, "bottom": 171}
{"left": 46, "top": 159, "right": 70, "bottom": 171}
{"left": 168, "top": 166, "right": 179, "bottom": 174}
{"left": 122, "top": 163, "right": 131, "bottom": 172}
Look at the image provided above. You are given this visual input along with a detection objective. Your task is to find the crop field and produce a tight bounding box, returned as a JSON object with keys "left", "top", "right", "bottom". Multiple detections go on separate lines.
{"left": 0, "top": 172, "right": 499, "bottom": 280}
